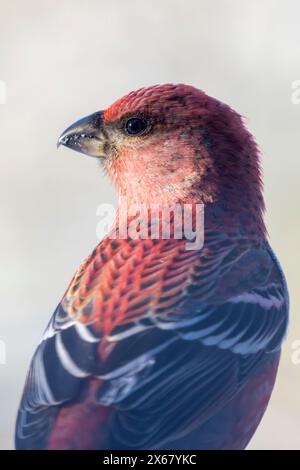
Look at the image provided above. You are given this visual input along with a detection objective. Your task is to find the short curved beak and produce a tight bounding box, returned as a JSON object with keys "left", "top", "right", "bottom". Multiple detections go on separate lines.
{"left": 57, "top": 111, "right": 106, "bottom": 158}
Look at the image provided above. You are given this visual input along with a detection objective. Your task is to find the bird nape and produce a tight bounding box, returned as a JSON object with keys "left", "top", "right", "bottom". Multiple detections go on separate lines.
{"left": 15, "top": 84, "right": 288, "bottom": 450}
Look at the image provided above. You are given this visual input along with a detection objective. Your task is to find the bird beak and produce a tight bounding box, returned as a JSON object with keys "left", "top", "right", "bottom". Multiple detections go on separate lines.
{"left": 57, "top": 111, "right": 106, "bottom": 158}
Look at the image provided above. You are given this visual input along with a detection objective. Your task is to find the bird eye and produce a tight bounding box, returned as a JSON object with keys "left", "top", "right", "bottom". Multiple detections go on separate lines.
{"left": 125, "top": 117, "right": 148, "bottom": 135}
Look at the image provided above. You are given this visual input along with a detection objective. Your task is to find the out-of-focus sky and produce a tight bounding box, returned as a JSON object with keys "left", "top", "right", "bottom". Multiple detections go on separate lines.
{"left": 0, "top": 0, "right": 299, "bottom": 450}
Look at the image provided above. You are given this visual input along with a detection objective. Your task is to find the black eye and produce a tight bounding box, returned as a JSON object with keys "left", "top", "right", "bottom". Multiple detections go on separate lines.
{"left": 125, "top": 117, "right": 148, "bottom": 135}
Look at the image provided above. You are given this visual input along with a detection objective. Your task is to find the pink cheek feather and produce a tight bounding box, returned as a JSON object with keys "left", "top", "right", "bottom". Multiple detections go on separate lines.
{"left": 108, "top": 134, "right": 209, "bottom": 206}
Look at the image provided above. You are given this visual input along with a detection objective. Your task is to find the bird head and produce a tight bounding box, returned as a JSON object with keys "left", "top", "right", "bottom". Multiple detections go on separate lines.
{"left": 58, "top": 84, "right": 265, "bottom": 236}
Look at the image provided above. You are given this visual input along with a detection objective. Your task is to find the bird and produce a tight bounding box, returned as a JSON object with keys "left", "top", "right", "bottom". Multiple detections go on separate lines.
{"left": 15, "top": 84, "right": 289, "bottom": 450}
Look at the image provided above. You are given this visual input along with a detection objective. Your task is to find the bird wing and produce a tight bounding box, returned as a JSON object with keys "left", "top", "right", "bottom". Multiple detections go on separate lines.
{"left": 15, "top": 232, "right": 288, "bottom": 449}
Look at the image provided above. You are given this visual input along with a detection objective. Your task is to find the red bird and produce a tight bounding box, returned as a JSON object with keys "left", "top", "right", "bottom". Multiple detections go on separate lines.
{"left": 15, "top": 84, "right": 288, "bottom": 450}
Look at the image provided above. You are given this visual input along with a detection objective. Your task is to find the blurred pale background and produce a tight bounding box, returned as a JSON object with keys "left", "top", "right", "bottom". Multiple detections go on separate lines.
{"left": 0, "top": 0, "right": 299, "bottom": 449}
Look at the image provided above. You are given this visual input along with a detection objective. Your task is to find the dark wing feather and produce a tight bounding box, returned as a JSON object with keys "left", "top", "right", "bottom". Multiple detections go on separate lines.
{"left": 94, "top": 240, "right": 288, "bottom": 448}
{"left": 15, "top": 234, "right": 288, "bottom": 449}
{"left": 15, "top": 304, "right": 101, "bottom": 449}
